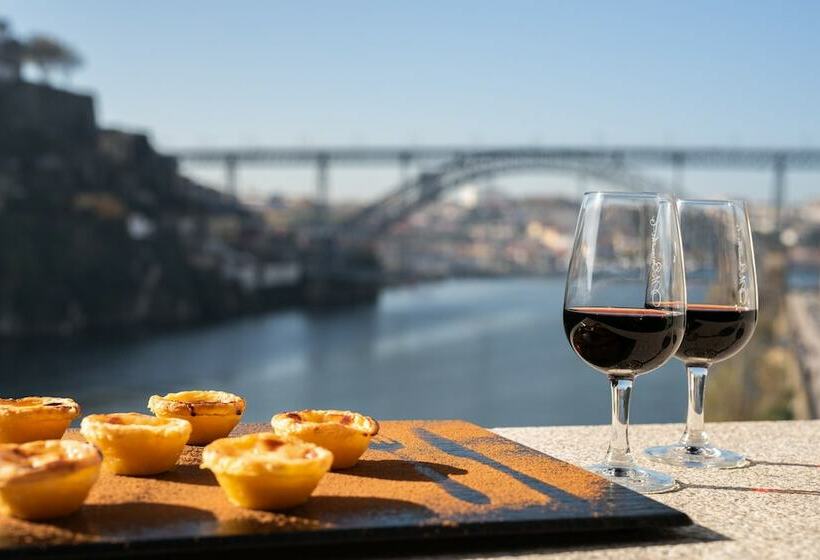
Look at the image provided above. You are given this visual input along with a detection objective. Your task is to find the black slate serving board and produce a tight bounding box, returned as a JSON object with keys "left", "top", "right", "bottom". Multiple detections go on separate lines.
{"left": 0, "top": 421, "right": 690, "bottom": 558}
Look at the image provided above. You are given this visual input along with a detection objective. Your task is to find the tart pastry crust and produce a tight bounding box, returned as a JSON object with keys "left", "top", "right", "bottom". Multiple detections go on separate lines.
{"left": 148, "top": 390, "right": 245, "bottom": 445}
{"left": 271, "top": 409, "right": 379, "bottom": 469}
{"left": 0, "top": 439, "right": 101, "bottom": 519}
{"left": 0, "top": 397, "right": 81, "bottom": 443}
{"left": 202, "top": 432, "right": 332, "bottom": 510}
{"left": 80, "top": 413, "right": 191, "bottom": 475}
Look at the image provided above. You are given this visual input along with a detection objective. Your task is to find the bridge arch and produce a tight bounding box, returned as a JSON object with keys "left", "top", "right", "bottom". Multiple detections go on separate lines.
{"left": 341, "top": 154, "right": 673, "bottom": 239}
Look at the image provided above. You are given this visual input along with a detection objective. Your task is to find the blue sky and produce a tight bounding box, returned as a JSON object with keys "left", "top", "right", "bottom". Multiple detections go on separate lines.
{"left": 4, "top": 1, "right": 819, "bottom": 202}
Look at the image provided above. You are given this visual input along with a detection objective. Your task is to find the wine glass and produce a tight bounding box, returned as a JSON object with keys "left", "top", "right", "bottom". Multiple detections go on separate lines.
{"left": 645, "top": 199, "right": 757, "bottom": 469}
{"left": 564, "top": 192, "right": 686, "bottom": 494}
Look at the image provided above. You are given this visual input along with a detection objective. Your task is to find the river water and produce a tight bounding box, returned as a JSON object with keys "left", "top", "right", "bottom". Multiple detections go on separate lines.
{"left": 0, "top": 278, "right": 688, "bottom": 427}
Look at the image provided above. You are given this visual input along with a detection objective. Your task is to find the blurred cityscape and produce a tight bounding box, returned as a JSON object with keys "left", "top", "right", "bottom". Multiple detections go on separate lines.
{"left": 0, "top": 15, "right": 818, "bottom": 425}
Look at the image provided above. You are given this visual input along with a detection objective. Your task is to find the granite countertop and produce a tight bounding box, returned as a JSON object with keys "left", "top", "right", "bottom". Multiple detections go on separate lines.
{"left": 407, "top": 420, "right": 820, "bottom": 560}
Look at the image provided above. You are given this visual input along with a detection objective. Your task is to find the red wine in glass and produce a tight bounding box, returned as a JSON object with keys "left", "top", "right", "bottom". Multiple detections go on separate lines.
{"left": 563, "top": 192, "right": 686, "bottom": 494}
{"left": 564, "top": 307, "right": 683, "bottom": 375}
{"left": 645, "top": 199, "right": 758, "bottom": 469}
{"left": 676, "top": 304, "right": 757, "bottom": 364}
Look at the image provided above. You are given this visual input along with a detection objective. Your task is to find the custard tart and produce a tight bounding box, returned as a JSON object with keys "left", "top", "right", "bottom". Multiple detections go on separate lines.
{"left": 0, "top": 439, "right": 101, "bottom": 519}
{"left": 148, "top": 390, "right": 245, "bottom": 445}
{"left": 202, "top": 432, "right": 332, "bottom": 511}
{"left": 0, "top": 397, "right": 81, "bottom": 444}
{"left": 271, "top": 410, "right": 379, "bottom": 469}
{"left": 80, "top": 413, "right": 191, "bottom": 475}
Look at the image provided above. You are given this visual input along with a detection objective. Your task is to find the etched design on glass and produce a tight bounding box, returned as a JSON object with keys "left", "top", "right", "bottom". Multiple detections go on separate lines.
{"left": 736, "top": 223, "right": 749, "bottom": 307}
{"left": 648, "top": 215, "right": 663, "bottom": 306}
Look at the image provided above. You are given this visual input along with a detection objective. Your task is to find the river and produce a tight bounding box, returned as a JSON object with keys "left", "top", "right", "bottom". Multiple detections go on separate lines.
{"left": 0, "top": 278, "right": 689, "bottom": 428}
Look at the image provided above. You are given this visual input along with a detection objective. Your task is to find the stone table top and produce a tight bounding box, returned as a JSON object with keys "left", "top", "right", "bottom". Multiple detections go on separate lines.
{"left": 401, "top": 420, "right": 820, "bottom": 560}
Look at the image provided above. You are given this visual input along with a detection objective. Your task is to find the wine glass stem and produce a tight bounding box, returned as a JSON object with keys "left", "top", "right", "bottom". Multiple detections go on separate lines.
{"left": 681, "top": 365, "right": 710, "bottom": 448}
{"left": 605, "top": 377, "right": 636, "bottom": 468}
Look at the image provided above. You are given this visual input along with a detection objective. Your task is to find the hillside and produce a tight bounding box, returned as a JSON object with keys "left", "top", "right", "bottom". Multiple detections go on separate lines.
{"left": 0, "top": 81, "right": 299, "bottom": 336}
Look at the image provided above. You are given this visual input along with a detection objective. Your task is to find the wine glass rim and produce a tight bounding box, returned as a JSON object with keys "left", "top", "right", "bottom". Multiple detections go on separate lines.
{"left": 678, "top": 198, "right": 748, "bottom": 208}
{"left": 583, "top": 191, "right": 673, "bottom": 199}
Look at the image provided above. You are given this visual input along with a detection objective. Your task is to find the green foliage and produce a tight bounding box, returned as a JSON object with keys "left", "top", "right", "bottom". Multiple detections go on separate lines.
{"left": 705, "top": 253, "right": 804, "bottom": 421}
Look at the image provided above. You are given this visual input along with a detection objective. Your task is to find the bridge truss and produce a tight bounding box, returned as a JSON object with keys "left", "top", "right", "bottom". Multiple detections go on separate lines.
{"left": 173, "top": 146, "right": 820, "bottom": 234}
{"left": 340, "top": 153, "right": 674, "bottom": 239}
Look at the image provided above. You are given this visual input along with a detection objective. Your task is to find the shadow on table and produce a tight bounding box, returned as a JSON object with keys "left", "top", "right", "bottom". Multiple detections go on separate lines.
{"left": 150, "top": 463, "right": 219, "bottom": 486}
{"left": 342, "top": 459, "right": 470, "bottom": 481}
{"left": 265, "top": 524, "right": 728, "bottom": 559}
{"left": 747, "top": 459, "right": 820, "bottom": 469}
{"left": 682, "top": 482, "right": 820, "bottom": 497}
{"left": 65, "top": 522, "right": 724, "bottom": 560}
{"left": 45, "top": 502, "right": 218, "bottom": 539}
{"left": 235, "top": 496, "right": 438, "bottom": 532}
{"left": 679, "top": 457, "right": 820, "bottom": 496}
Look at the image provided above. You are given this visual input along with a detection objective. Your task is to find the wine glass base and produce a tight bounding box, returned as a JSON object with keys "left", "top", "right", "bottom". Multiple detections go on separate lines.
{"left": 586, "top": 463, "right": 677, "bottom": 494}
{"left": 644, "top": 444, "right": 747, "bottom": 469}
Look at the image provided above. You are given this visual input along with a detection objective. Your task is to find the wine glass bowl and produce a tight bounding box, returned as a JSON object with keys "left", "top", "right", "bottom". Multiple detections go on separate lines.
{"left": 563, "top": 192, "right": 686, "bottom": 493}
{"left": 644, "top": 199, "right": 758, "bottom": 469}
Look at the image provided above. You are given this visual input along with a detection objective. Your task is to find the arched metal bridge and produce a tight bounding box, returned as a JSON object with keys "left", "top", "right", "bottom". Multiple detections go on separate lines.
{"left": 339, "top": 153, "right": 674, "bottom": 239}
{"left": 171, "top": 145, "right": 820, "bottom": 304}
{"left": 173, "top": 145, "right": 820, "bottom": 235}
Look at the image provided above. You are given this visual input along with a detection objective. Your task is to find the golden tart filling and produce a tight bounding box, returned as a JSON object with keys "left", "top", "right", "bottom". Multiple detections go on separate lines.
{"left": 0, "top": 397, "right": 81, "bottom": 443}
{"left": 202, "top": 432, "right": 332, "bottom": 511}
{"left": 271, "top": 409, "right": 379, "bottom": 469}
{"left": 148, "top": 390, "right": 245, "bottom": 445}
{"left": 80, "top": 413, "right": 191, "bottom": 476}
{"left": 0, "top": 439, "right": 101, "bottom": 520}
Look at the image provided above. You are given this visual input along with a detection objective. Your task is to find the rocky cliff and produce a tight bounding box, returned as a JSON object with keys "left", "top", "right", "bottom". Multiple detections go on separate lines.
{"left": 0, "top": 82, "right": 299, "bottom": 337}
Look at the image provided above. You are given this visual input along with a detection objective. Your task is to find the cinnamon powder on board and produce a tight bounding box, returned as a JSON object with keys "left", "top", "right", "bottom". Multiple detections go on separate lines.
{"left": 0, "top": 421, "right": 608, "bottom": 548}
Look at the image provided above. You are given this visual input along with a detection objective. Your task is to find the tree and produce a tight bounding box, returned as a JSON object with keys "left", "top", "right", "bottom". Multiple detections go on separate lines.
{"left": 22, "top": 34, "right": 82, "bottom": 83}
